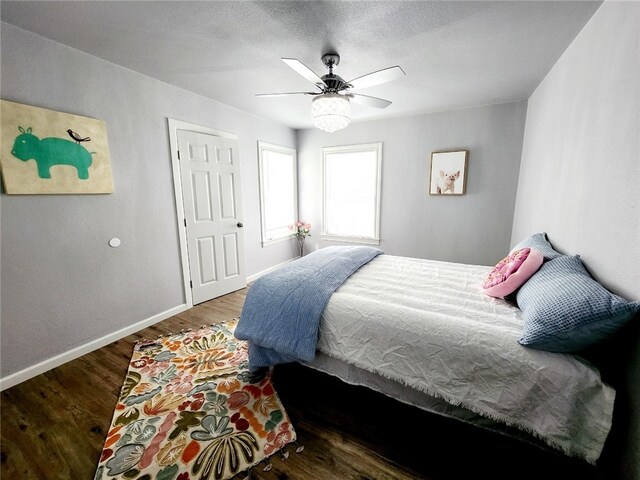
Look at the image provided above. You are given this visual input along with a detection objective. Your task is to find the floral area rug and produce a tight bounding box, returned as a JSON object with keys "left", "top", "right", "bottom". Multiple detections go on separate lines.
{"left": 95, "top": 319, "right": 298, "bottom": 480}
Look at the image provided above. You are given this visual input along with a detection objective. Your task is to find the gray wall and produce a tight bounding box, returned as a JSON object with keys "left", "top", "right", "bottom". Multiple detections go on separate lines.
{"left": 1, "top": 23, "right": 296, "bottom": 379}
{"left": 511, "top": 2, "right": 639, "bottom": 477}
{"left": 298, "top": 101, "right": 527, "bottom": 266}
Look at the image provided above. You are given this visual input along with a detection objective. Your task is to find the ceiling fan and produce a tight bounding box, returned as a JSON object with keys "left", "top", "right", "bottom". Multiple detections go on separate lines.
{"left": 256, "top": 53, "right": 405, "bottom": 132}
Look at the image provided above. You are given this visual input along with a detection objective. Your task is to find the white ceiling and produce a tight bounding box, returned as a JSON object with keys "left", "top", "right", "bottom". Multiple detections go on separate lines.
{"left": 1, "top": 1, "right": 601, "bottom": 129}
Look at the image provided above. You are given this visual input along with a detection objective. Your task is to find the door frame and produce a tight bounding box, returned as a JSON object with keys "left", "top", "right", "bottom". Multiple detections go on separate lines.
{"left": 167, "top": 118, "right": 239, "bottom": 308}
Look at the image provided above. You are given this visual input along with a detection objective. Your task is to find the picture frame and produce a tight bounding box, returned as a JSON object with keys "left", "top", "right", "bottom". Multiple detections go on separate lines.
{"left": 429, "top": 149, "right": 468, "bottom": 195}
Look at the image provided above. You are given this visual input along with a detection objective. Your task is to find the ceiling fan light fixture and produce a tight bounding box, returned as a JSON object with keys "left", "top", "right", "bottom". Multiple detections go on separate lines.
{"left": 311, "top": 93, "right": 351, "bottom": 133}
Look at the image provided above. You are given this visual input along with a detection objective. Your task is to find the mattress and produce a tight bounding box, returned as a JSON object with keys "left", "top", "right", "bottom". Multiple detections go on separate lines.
{"left": 308, "top": 254, "right": 615, "bottom": 464}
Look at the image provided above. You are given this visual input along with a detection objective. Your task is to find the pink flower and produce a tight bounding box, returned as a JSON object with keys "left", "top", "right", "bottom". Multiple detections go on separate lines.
{"left": 305, "top": 224, "right": 311, "bottom": 229}
{"left": 296, "top": 221, "right": 303, "bottom": 227}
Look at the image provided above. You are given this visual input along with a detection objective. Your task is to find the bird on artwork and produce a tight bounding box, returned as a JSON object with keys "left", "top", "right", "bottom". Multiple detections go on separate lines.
{"left": 66, "top": 129, "right": 91, "bottom": 143}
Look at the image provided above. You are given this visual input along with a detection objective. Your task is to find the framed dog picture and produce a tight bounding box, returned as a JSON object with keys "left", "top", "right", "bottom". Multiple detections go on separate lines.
{"left": 429, "top": 149, "right": 468, "bottom": 195}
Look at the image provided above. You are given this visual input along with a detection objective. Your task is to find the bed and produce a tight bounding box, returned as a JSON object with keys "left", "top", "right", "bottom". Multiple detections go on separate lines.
{"left": 235, "top": 244, "right": 629, "bottom": 465}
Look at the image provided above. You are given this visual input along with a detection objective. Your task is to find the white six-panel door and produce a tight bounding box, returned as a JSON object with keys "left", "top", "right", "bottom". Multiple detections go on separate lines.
{"left": 177, "top": 130, "right": 246, "bottom": 304}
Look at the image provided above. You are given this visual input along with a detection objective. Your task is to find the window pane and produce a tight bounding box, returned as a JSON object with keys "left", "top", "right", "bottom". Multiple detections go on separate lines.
{"left": 258, "top": 143, "right": 297, "bottom": 244}
{"left": 324, "top": 146, "right": 380, "bottom": 240}
{"left": 264, "top": 150, "right": 295, "bottom": 237}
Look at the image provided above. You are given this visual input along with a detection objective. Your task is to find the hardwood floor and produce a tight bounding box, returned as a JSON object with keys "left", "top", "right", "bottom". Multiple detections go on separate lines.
{"left": 1, "top": 289, "right": 604, "bottom": 479}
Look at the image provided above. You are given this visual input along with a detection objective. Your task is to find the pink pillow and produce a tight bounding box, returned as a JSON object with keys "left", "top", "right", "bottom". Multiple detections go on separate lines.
{"left": 483, "top": 248, "right": 544, "bottom": 298}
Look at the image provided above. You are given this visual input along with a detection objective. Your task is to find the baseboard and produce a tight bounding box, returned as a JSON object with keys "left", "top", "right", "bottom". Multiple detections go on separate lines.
{"left": 1, "top": 259, "right": 299, "bottom": 391}
{"left": 246, "top": 257, "right": 298, "bottom": 284}
{"left": 0, "top": 303, "right": 189, "bottom": 391}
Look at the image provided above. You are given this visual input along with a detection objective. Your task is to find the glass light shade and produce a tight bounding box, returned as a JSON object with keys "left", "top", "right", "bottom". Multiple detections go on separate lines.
{"left": 311, "top": 93, "right": 351, "bottom": 133}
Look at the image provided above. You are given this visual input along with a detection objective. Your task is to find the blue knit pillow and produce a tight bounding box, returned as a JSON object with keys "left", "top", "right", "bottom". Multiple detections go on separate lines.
{"left": 510, "top": 232, "right": 562, "bottom": 261}
{"left": 517, "top": 255, "right": 640, "bottom": 352}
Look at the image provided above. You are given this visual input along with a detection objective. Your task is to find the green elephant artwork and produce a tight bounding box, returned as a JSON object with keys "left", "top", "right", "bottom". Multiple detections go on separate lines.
{"left": 10, "top": 126, "right": 94, "bottom": 180}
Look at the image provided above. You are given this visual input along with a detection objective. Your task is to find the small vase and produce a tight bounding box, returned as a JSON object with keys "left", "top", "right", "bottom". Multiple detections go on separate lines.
{"left": 296, "top": 236, "right": 305, "bottom": 257}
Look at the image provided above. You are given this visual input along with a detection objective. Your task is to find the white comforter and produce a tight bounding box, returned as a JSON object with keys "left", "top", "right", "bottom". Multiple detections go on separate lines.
{"left": 317, "top": 254, "right": 615, "bottom": 463}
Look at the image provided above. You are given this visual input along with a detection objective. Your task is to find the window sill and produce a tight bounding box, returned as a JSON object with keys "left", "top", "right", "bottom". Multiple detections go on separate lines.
{"left": 261, "top": 235, "right": 294, "bottom": 248}
{"left": 320, "top": 234, "right": 380, "bottom": 246}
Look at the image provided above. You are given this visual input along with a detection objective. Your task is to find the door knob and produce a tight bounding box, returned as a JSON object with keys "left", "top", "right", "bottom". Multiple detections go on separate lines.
{"left": 237, "top": 222, "right": 244, "bottom": 228}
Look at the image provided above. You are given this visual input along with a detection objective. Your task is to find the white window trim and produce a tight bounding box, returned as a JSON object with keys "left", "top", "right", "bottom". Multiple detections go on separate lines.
{"left": 257, "top": 141, "right": 298, "bottom": 247}
{"left": 321, "top": 142, "right": 382, "bottom": 245}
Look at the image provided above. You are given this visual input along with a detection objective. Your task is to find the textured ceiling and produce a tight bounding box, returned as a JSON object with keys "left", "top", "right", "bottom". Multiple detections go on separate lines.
{"left": 1, "top": 1, "right": 601, "bottom": 129}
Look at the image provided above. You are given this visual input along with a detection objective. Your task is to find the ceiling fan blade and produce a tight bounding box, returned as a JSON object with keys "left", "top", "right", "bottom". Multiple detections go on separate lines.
{"left": 282, "top": 58, "right": 327, "bottom": 88}
{"left": 349, "top": 93, "right": 392, "bottom": 109}
{"left": 255, "top": 92, "right": 317, "bottom": 97}
{"left": 348, "top": 65, "right": 406, "bottom": 90}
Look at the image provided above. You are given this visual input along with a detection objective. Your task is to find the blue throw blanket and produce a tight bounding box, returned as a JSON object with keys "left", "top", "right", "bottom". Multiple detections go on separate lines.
{"left": 234, "top": 246, "right": 383, "bottom": 370}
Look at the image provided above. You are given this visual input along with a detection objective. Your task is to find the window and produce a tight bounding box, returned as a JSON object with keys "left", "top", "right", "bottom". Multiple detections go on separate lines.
{"left": 322, "top": 143, "right": 382, "bottom": 244}
{"left": 258, "top": 142, "right": 297, "bottom": 246}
